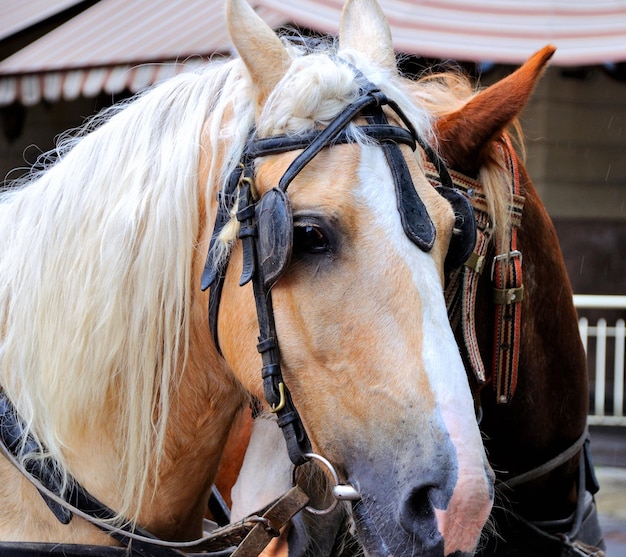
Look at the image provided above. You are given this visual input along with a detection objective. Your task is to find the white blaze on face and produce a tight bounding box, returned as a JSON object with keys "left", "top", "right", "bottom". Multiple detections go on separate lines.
{"left": 357, "top": 144, "right": 493, "bottom": 554}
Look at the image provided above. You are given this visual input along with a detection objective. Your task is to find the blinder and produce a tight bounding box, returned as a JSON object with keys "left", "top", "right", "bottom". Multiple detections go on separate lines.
{"left": 436, "top": 186, "right": 477, "bottom": 274}
{"left": 256, "top": 188, "right": 293, "bottom": 288}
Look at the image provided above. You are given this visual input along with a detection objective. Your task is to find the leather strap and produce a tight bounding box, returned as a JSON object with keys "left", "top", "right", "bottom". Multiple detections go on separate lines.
{"left": 363, "top": 105, "right": 436, "bottom": 252}
{"left": 247, "top": 124, "right": 415, "bottom": 159}
{"left": 208, "top": 486, "right": 231, "bottom": 527}
{"left": 491, "top": 134, "right": 524, "bottom": 403}
{"left": 426, "top": 165, "right": 491, "bottom": 386}
{"left": 492, "top": 431, "right": 605, "bottom": 556}
{"left": 240, "top": 179, "right": 312, "bottom": 465}
{"left": 498, "top": 428, "right": 588, "bottom": 490}
{"left": 231, "top": 486, "right": 310, "bottom": 557}
{"left": 203, "top": 164, "right": 246, "bottom": 356}
{"left": 0, "top": 543, "right": 203, "bottom": 557}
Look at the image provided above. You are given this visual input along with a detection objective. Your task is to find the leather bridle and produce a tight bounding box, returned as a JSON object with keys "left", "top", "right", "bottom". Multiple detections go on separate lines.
{"left": 200, "top": 70, "right": 476, "bottom": 466}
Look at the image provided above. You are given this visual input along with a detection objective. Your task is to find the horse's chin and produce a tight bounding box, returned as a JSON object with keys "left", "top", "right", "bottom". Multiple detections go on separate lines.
{"left": 352, "top": 498, "right": 453, "bottom": 557}
{"left": 287, "top": 503, "right": 359, "bottom": 557}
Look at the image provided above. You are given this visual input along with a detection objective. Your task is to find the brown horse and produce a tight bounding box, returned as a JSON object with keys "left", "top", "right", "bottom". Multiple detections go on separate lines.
{"left": 432, "top": 56, "right": 605, "bottom": 556}
{"left": 224, "top": 9, "right": 605, "bottom": 557}
{"left": 0, "top": 0, "right": 497, "bottom": 555}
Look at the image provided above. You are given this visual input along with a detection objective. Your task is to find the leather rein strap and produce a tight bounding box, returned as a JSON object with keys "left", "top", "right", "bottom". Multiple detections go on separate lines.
{"left": 201, "top": 74, "right": 457, "bottom": 465}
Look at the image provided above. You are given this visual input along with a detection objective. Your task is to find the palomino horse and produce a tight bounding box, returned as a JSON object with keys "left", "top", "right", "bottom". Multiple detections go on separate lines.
{"left": 0, "top": 0, "right": 495, "bottom": 555}
{"left": 225, "top": 6, "right": 607, "bottom": 557}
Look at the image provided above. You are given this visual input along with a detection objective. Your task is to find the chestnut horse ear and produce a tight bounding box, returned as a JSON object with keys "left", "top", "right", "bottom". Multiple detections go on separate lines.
{"left": 226, "top": 0, "right": 291, "bottom": 108}
{"left": 339, "top": 0, "right": 397, "bottom": 72}
{"left": 435, "top": 45, "right": 556, "bottom": 174}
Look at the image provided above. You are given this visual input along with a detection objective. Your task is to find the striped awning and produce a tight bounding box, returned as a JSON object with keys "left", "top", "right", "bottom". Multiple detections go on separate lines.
{"left": 2, "top": 0, "right": 626, "bottom": 106}
{"left": 0, "top": 0, "right": 86, "bottom": 42}
{"left": 0, "top": 0, "right": 287, "bottom": 106}
{"left": 0, "top": 60, "right": 211, "bottom": 106}
{"left": 262, "top": 0, "right": 626, "bottom": 66}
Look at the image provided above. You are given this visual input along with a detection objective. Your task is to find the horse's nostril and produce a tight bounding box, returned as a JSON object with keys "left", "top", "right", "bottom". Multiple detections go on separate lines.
{"left": 400, "top": 486, "right": 435, "bottom": 529}
{"left": 399, "top": 486, "right": 443, "bottom": 550}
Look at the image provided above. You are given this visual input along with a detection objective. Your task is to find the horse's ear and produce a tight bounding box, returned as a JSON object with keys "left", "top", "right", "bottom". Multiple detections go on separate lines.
{"left": 435, "top": 45, "right": 556, "bottom": 173}
{"left": 226, "top": 0, "right": 291, "bottom": 107}
{"left": 339, "top": 0, "right": 397, "bottom": 72}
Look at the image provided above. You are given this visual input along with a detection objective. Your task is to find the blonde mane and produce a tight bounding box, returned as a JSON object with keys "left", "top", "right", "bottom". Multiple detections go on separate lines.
{"left": 0, "top": 57, "right": 258, "bottom": 523}
{"left": 0, "top": 34, "right": 514, "bottom": 527}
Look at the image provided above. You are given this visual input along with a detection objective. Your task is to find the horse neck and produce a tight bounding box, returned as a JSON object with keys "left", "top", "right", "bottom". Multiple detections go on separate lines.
{"left": 476, "top": 159, "right": 588, "bottom": 521}
{"left": 135, "top": 152, "right": 249, "bottom": 540}
{"left": 133, "top": 282, "right": 246, "bottom": 539}
{"left": 0, "top": 348, "right": 243, "bottom": 544}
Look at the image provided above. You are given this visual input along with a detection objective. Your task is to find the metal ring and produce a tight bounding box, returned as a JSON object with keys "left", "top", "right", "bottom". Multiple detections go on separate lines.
{"left": 298, "top": 452, "right": 361, "bottom": 515}
{"left": 303, "top": 453, "right": 339, "bottom": 484}
{"left": 247, "top": 516, "right": 280, "bottom": 537}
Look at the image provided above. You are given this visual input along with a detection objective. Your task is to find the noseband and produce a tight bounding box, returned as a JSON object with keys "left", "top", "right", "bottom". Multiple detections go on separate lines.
{"left": 201, "top": 70, "right": 476, "bottom": 466}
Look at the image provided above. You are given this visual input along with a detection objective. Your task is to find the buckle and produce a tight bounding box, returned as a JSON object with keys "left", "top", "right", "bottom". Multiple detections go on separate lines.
{"left": 491, "top": 250, "right": 522, "bottom": 281}
{"left": 493, "top": 286, "right": 524, "bottom": 305}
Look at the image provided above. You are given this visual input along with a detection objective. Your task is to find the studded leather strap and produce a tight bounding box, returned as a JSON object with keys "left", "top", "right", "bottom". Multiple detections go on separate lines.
{"left": 491, "top": 134, "right": 525, "bottom": 403}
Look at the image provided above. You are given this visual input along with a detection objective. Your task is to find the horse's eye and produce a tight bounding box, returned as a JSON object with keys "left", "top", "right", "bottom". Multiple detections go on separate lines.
{"left": 293, "top": 223, "right": 330, "bottom": 254}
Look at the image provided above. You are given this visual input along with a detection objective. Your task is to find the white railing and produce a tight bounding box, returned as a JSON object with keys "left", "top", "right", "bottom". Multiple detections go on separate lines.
{"left": 574, "top": 295, "right": 626, "bottom": 426}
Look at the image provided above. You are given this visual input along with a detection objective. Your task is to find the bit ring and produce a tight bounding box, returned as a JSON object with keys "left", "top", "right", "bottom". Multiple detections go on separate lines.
{"left": 297, "top": 452, "right": 361, "bottom": 515}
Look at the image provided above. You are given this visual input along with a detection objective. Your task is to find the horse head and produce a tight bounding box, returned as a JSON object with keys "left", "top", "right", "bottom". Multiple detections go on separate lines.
{"left": 221, "top": 3, "right": 558, "bottom": 557}
{"left": 208, "top": 0, "right": 496, "bottom": 555}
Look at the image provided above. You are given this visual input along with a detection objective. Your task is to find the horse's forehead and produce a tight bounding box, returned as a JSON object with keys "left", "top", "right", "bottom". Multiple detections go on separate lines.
{"left": 255, "top": 145, "right": 362, "bottom": 205}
